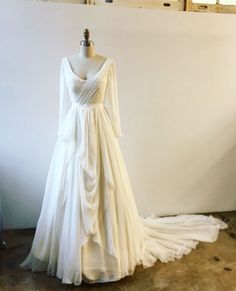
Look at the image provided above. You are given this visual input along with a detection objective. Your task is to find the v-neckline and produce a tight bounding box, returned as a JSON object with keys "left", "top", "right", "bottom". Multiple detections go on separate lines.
{"left": 65, "top": 56, "right": 111, "bottom": 82}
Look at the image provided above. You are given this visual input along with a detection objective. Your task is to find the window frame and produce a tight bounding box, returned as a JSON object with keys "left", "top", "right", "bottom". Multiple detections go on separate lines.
{"left": 186, "top": 0, "right": 236, "bottom": 13}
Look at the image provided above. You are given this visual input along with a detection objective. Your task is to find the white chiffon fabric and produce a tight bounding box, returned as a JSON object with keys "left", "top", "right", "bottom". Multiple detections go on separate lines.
{"left": 19, "top": 56, "right": 228, "bottom": 285}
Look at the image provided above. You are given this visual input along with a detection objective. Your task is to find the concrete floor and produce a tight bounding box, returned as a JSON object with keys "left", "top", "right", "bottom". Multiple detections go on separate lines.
{"left": 0, "top": 211, "right": 236, "bottom": 291}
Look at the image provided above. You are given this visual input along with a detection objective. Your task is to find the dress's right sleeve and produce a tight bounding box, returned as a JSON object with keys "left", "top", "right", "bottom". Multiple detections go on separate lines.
{"left": 57, "top": 58, "right": 71, "bottom": 136}
{"left": 104, "top": 60, "right": 123, "bottom": 139}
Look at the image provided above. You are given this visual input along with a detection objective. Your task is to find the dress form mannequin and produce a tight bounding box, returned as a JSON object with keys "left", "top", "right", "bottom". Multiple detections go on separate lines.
{"left": 67, "top": 28, "right": 107, "bottom": 81}
{"left": 19, "top": 27, "right": 228, "bottom": 286}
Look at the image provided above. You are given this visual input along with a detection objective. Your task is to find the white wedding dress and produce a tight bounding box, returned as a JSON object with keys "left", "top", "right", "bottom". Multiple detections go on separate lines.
{"left": 20, "top": 56, "right": 228, "bottom": 285}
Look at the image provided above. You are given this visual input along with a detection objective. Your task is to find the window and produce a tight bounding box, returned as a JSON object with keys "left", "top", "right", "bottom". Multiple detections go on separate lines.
{"left": 187, "top": 0, "right": 236, "bottom": 13}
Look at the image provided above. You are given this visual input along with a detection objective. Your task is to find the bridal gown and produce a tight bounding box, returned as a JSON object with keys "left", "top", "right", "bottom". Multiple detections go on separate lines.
{"left": 20, "top": 56, "right": 228, "bottom": 285}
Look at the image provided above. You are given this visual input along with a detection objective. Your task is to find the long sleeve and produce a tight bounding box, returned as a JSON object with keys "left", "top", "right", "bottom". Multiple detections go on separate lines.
{"left": 104, "top": 61, "right": 123, "bottom": 138}
{"left": 57, "top": 58, "right": 71, "bottom": 136}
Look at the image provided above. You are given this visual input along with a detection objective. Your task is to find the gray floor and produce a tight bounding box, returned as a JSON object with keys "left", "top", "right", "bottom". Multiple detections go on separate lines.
{"left": 0, "top": 211, "right": 236, "bottom": 291}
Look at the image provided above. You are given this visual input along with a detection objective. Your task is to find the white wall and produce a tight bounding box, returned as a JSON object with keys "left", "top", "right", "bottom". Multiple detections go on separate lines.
{"left": 0, "top": 0, "right": 236, "bottom": 230}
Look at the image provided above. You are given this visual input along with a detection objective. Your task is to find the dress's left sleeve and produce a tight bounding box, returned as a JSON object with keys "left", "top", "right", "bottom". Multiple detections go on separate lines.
{"left": 57, "top": 58, "right": 71, "bottom": 136}
{"left": 104, "top": 60, "right": 123, "bottom": 138}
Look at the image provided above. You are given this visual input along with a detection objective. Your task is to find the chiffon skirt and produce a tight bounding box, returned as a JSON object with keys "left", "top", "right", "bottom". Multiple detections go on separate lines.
{"left": 19, "top": 103, "right": 228, "bottom": 285}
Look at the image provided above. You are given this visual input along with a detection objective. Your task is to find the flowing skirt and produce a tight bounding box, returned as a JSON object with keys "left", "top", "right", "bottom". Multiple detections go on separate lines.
{"left": 19, "top": 103, "right": 228, "bottom": 285}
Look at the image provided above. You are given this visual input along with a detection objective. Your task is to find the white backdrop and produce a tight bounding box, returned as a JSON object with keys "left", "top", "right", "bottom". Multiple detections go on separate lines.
{"left": 0, "top": 0, "right": 236, "bottom": 229}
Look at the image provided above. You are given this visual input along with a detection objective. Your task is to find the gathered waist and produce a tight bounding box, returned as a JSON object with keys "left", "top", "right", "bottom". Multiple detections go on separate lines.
{"left": 58, "top": 101, "right": 105, "bottom": 142}
{"left": 71, "top": 102, "right": 104, "bottom": 109}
